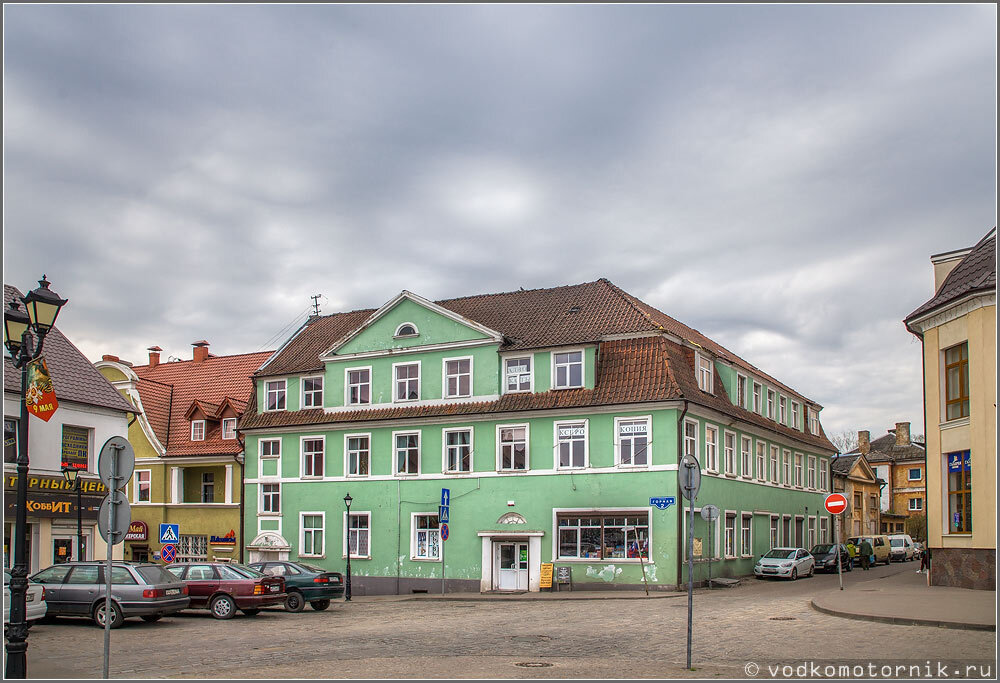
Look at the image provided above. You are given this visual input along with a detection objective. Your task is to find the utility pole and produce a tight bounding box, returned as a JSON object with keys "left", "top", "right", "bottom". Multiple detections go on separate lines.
{"left": 310, "top": 294, "right": 322, "bottom": 317}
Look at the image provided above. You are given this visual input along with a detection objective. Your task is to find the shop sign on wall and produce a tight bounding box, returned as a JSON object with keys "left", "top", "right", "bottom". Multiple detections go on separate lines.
{"left": 124, "top": 521, "right": 148, "bottom": 541}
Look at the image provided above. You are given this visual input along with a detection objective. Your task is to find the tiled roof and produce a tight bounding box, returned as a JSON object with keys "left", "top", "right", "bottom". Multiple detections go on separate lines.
{"left": 255, "top": 309, "right": 374, "bottom": 377}
{"left": 240, "top": 335, "right": 835, "bottom": 452}
{"left": 864, "top": 432, "right": 926, "bottom": 463}
{"left": 131, "top": 350, "right": 273, "bottom": 457}
{"left": 831, "top": 454, "right": 861, "bottom": 476}
{"left": 4, "top": 284, "right": 134, "bottom": 414}
{"left": 906, "top": 228, "right": 997, "bottom": 325}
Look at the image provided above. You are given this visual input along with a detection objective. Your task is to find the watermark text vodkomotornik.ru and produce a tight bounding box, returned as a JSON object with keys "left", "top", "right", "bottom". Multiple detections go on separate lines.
{"left": 743, "top": 660, "right": 995, "bottom": 679}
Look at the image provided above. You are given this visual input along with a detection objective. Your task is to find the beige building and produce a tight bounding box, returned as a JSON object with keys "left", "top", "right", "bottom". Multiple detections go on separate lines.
{"left": 830, "top": 453, "right": 881, "bottom": 540}
{"left": 904, "top": 228, "right": 995, "bottom": 590}
{"left": 858, "top": 423, "right": 926, "bottom": 538}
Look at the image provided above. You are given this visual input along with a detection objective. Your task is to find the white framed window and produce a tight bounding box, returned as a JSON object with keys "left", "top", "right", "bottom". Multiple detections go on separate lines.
{"left": 411, "top": 513, "right": 440, "bottom": 560}
{"left": 683, "top": 419, "right": 698, "bottom": 460}
{"left": 552, "top": 350, "right": 584, "bottom": 389}
{"left": 301, "top": 436, "right": 325, "bottom": 478}
{"left": 443, "top": 357, "right": 473, "bottom": 398}
{"left": 781, "top": 449, "right": 790, "bottom": 486}
{"left": 791, "top": 401, "right": 801, "bottom": 430}
{"left": 740, "top": 436, "right": 752, "bottom": 479}
{"left": 260, "top": 439, "right": 281, "bottom": 459}
{"left": 769, "top": 515, "right": 779, "bottom": 549}
{"left": 808, "top": 407, "right": 819, "bottom": 435}
{"left": 616, "top": 416, "right": 651, "bottom": 467}
{"left": 752, "top": 382, "right": 762, "bottom": 413}
{"left": 394, "top": 322, "right": 419, "bottom": 338}
{"left": 807, "top": 455, "right": 816, "bottom": 489}
{"left": 554, "top": 421, "right": 586, "bottom": 469}
{"left": 265, "top": 380, "right": 286, "bottom": 412}
{"left": 724, "top": 513, "right": 737, "bottom": 558}
{"left": 557, "top": 512, "right": 649, "bottom": 560}
{"left": 908, "top": 467, "right": 922, "bottom": 481}
{"left": 345, "top": 434, "right": 371, "bottom": 477}
{"left": 300, "top": 512, "right": 325, "bottom": 557}
{"left": 221, "top": 418, "right": 237, "bottom": 440}
{"left": 504, "top": 357, "right": 532, "bottom": 393}
{"left": 770, "top": 446, "right": 779, "bottom": 484}
{"left": 704, "top": 425, "right": 719, "bottom": 472}
{"left": 819, "top": 517, "right": 829, "bottom": 543}
{"left": 497, "top": 424, "right": 529, "bottom": 471}
{"left": 301, "top": 376, "right": 324, "bottom": 408}
{"left": 723, "top": 431, "right": 736, "bottom": 475}
{"left": 908, "top": 497, "right": 923, "bottom": 511}
{"left": 133, "top": 469, "right": 151, "bottom": 503}
{"left": 443, "top": 428, "right": 473, "bottom": 473}
{"left": 345, "top": 367, "right": 371, "bottom": 405}
{"left": 794, "top": 452, "right": 803, "bottom": 487}
{"left": 393, "top": 431, "right": 420, "bottom": 475}
{"left": 756, "top": 441, "right": 766, "bottom": 481}
{"left": 741, "top": 514, "right": 753, "bottom": 557}
{"left": 818, "top": 459, "right": 828, "bottom": 491}
{"left": 736, "top": 373, "right": 747, "bottom": 409}
{"left": 201, "top": 472, "right": 214, "bottom": 502}
{"left": 261, "top": 483, "right": 280, "bottom": 514}
{"left": 177, "top": 535, "right": 208, "bottom": 561}
{"left": 807, "top": 516, "right": 816, "bottom": 548}
{"left": 344, "top": 511, "right": 371, "bottom": 559}
{"left": 190, "top": 420, "right": 205, "bottom": 441}
{"left": 696, "top": 352, "right": 714, "bottom": 393}
{"left": 778, "top": 396, "right": 787, "bottom": 425}
{"left": 766, "top": 390, "right": 775, "bottom": 419}
{"left": 393, "top": 362, "right": 420, "bottom": 402}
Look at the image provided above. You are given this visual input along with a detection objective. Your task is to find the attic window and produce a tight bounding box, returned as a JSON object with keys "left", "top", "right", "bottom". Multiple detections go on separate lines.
{"left": 696, "top": 352, "right": 714, "bottom": 393}
{"left": 191, "top": 420, "right": 206, "bottom": 441}
{"left": 394, "top": 323, "right": 419, "bottom": 338}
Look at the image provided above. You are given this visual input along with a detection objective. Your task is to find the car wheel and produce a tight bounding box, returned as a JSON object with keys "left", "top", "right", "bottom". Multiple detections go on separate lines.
{"left": 93, "top": 600, "right": 124, "bottom": 629}
{"left": 141, "top": 615, "right": 162, "bottom": 623}
{"left": 210, "top": 595, "right": 237, "bottom": 620}
{"left": 241, "top": 609, "right": 261, "bottom": 616}
{"left": 790, "top": 568, "right": 798, "bottom": 581}
{"left": 284, "top": 591, "right": 305, "bottom": 613}
{"left": 310, "top": 599, "right": 331, "bottom": 611}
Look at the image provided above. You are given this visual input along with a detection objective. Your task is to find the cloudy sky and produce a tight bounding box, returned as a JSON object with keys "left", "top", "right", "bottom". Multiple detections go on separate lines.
{"left": 3, "top": 4, "right": 996, "bottom": 439}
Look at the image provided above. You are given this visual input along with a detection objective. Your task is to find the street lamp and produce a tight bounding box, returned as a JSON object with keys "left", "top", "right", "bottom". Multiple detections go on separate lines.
{"left": 61, "top": 464, "right": 84, "bottom": 561}
{"left": 343, "top": 492, "right": 353, "bottom": 602}
{"left": 4, "top": 276, "right": 68, "bottom": 680}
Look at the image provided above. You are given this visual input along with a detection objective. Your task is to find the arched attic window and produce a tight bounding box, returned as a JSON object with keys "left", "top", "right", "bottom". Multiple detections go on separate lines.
{"left": 394, "top": 322, "right": 419, "bottom": 338}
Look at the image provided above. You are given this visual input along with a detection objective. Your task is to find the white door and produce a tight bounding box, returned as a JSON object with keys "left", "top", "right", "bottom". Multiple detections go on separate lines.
{"left": 495, "top": 542, "right": 528, "bottom": 591}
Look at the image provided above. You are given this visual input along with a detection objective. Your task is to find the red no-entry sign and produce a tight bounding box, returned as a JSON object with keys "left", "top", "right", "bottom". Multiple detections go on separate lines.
{"left": 824, "top": 493, "right": 849, "bottom": 515}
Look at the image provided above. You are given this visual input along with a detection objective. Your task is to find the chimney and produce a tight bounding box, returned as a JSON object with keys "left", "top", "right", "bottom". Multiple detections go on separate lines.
{"left": 858, "top": 430, "right": 870, "bottom": 455}
{"left": 102, "top": 354, "right": 120, "bottom": 363}
{"left": 147, "top": 346, "right": 162, "bottom": 368}
{"left": 192, "top": 340, "right": 210, "bottom": 363}
{"left": 895, "top": 422, "right": 911, "bottom": 447}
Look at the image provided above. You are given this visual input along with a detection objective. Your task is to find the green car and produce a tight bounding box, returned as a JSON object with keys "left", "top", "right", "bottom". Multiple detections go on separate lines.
{"left": 246, "top": 561, "right": 345, "bottom": 612}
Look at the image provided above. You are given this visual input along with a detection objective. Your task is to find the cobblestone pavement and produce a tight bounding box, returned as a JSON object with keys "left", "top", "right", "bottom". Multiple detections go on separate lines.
{"left": 15, "top": 562, "right": 997, "bottom": 679}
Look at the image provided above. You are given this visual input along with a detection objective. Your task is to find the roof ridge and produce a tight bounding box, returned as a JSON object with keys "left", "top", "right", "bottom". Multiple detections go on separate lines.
{"left": 436, "top": 279, "right": 606, "bottom": 304}
{"left": 597, "top": 278, "right": 665, "bottom": 334}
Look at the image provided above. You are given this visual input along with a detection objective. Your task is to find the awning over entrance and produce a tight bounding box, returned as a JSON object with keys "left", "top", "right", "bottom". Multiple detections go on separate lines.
{"left": 246, "top": 531, "right": 290, "bottom": 550}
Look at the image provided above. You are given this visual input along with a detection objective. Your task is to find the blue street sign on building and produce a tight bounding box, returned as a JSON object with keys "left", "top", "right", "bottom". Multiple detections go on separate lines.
{"left": 439, "top": 505, "right": 449, "bottom": 523}
{"left": 650, "top": 496, "right": 676, "bottom": 510}
{"left": 441, "top": 488, "right": 450, "bottom": 506}
{"left": 159, "top": 523, "right": 179, "bottom": 544}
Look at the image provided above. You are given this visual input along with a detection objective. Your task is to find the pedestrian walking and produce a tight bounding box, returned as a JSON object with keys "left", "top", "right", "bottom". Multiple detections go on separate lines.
{"left": 919, "top": 546, "right": 931, "bottom": 573}
{"left": 846, "top": 540, "right": 857, "bottom": 570}
{"left": 859, "top": 538, "right": 873, "bottom": 571}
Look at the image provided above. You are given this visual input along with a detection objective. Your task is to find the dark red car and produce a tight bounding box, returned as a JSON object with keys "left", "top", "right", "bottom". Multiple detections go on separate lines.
{"left": 165, "top": 562, "right": 285, "bottom": 619}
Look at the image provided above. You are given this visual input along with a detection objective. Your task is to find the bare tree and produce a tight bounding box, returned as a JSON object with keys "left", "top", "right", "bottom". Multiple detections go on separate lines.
{"left": 829, "top": 429, "right": 859, "bottom": 455}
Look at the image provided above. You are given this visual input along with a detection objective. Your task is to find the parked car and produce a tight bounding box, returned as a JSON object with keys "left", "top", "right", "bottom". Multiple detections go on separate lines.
{"left": 3, "top": 570, "right": 47, "bottom": 633}
{"left": 247, "top": 560, "right": 345, "bottom": 612}
{"left": 809, "top": 543, "right": 853, "bottom": 573}
{"left": 847, "top": 535, "right": 892, "bottom": 565}
{"left": 29, "top": 561, "right": 189, "bottom": 628}
{"left": 888, "top": 534, "right": 916, "bottom": 562}
{"left": 165, "top": 562, "right": 285, "bottom": 619}
{"left": 753, "top": 547, "right": 815, "bottom": 580}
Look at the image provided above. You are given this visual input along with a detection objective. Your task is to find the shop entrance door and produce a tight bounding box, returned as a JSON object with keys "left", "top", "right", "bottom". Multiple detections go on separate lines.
{"left": 494, "top": 542, "right": 528, "bottom": 591}
{"left": 52, "top": 535, "right": 86, "bottom": 564}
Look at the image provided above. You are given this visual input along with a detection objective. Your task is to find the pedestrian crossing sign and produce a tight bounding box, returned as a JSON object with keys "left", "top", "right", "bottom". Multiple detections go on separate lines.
{"left": 159, "top": 523, "right": 179, "bottom": 544}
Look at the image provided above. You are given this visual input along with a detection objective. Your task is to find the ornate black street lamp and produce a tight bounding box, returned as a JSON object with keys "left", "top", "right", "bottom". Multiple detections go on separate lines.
{"left": 4, "top": 276, "right": 68, "bottom": 680}
{"left": 343, "top": 492, "right": 353, "bottom": 602}
{"left": 61, "top": 463, "right": 84, "bottom": 561}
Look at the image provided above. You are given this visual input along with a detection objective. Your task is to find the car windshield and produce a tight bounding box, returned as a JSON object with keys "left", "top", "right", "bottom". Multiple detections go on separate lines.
{"left": 890, "top": 539, "right": 904, "bottom": 546}
{"left": 811, "top": 545, "right": 834, "bottom": 554}
{"left": 763, "top": 549, "right": 796, "bottom": 559}
{"left": 137, "top": 565, "right": 182, "bottom": 585}
{"left": 295, "top": 563, "right": 327, "bottom": 574}
{"left": 228, "top": 564, "right": 265, "bottom": 578}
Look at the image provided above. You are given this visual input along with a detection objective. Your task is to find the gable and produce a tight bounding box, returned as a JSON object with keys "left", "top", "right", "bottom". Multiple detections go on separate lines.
{"left": 328, "top": 293, "right": 499, "bottom": 357}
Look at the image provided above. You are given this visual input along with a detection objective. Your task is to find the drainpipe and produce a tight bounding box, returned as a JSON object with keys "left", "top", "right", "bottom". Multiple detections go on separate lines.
{"left": 236, "top": 432, "right": 246, "bottom": 564}
{"left": 916, "top": 332, "right": 930, "bottom": 575}
{"left": 396, "top": 478, "right": 402, "bottom": 595}
{"left": 676, "top": 400, "right": 689, "bottom": 589}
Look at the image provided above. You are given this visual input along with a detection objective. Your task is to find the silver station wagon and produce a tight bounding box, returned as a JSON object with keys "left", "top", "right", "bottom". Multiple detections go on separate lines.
{"left": 30, "top": 561, "right": 190, "bottom": 628}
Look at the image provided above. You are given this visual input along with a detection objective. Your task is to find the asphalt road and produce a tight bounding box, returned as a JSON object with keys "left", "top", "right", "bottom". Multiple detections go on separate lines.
{"left": 14, "top": 560, "right": 996, "bottom": 679}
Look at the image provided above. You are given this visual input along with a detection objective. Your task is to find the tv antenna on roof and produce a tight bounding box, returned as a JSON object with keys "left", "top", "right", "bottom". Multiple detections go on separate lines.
{"left": 310, "top": 294, "right": 322, "bottom": 317}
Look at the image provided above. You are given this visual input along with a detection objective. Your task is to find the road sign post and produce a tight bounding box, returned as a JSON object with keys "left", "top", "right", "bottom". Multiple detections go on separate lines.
{"left": 700, "top": 505, "right": 719, "bottom": 589}
{"left": 824, "top": 493, "right": 849, "bottom": 591}
{"left": 440, "top": 489, "right": 450, "bottom": 595}
{"left": 680, "top": 454, "right": 701, "bottom": 670}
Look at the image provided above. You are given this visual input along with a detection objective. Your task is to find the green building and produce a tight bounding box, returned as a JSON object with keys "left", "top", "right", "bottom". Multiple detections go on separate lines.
{"left": 240, "top": 279, "right": 836, "bottom": 593}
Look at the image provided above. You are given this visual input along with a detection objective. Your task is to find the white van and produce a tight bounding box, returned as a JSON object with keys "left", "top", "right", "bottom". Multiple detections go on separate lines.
{"left": 888, "top": 534, "right": 915, "bottom": 562}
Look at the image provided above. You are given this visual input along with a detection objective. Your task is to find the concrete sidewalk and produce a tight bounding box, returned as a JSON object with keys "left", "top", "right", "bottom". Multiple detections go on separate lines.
{"left": 811, "top": 567, "right": 996, "bottom": 631}
{"left": 349, "top": 588, "right": 687, "bottom": 602}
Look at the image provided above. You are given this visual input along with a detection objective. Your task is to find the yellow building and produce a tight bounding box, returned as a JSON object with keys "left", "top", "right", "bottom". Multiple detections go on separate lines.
{"left": 96, "top": 342, "right": 272, "bottom": 564}
{"left": 830, "top": 453, "right": 881, "bottom": 540}
{"left": 904, "top": 228, "right": 995, "bottom": 590}
{"left": 858, "top": 423, "right": 926, "bottom": 538}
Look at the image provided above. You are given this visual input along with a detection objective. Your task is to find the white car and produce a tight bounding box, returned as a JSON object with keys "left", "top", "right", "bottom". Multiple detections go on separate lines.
{"left": 888, "top": 534, "right": 916, "bottom": 562}
{"left": 3, "top": 570, "right": 47, "bottom": 631}
{"left": 754, "top": 547, "right": 815, "bottom": 580}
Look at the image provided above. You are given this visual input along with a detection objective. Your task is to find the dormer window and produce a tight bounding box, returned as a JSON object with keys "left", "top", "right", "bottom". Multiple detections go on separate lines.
{"left": 808, "top": 408, "right": 820, "bottom": 435}
{"left": 265, "top": 380, "right": 286, "bottom": 412}
{"left": 222, "top": 418, "right": 236, "bottom": 440}
{"left": 394, "top": 323, "right": 419, "bottom": 338}
{"left": 191, "top": 420, "right": 206, "bottom": 441}
{"left": 552, "top": 351, "right": 584, "bottom": 389}
{"left": 696, "top": 353, "right": 714, "bottom": 393}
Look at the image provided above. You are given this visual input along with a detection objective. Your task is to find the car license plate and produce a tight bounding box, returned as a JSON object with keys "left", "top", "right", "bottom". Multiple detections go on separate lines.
{"left": 165, "top": 588, "right": 180, "bottom": 595}
{"left": 26, "top": 594, "right": 34, "bottom": 602}
{"left": 763, "top": 568, "right": 777, "bottom": 574}
{"left": 269, "top": 585, "right": 279, "bottom": 592}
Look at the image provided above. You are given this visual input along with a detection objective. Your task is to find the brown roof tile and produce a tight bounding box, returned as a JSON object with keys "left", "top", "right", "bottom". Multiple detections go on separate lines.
{"left": 906, "top": 228, "right": 996, "bottom": 325}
